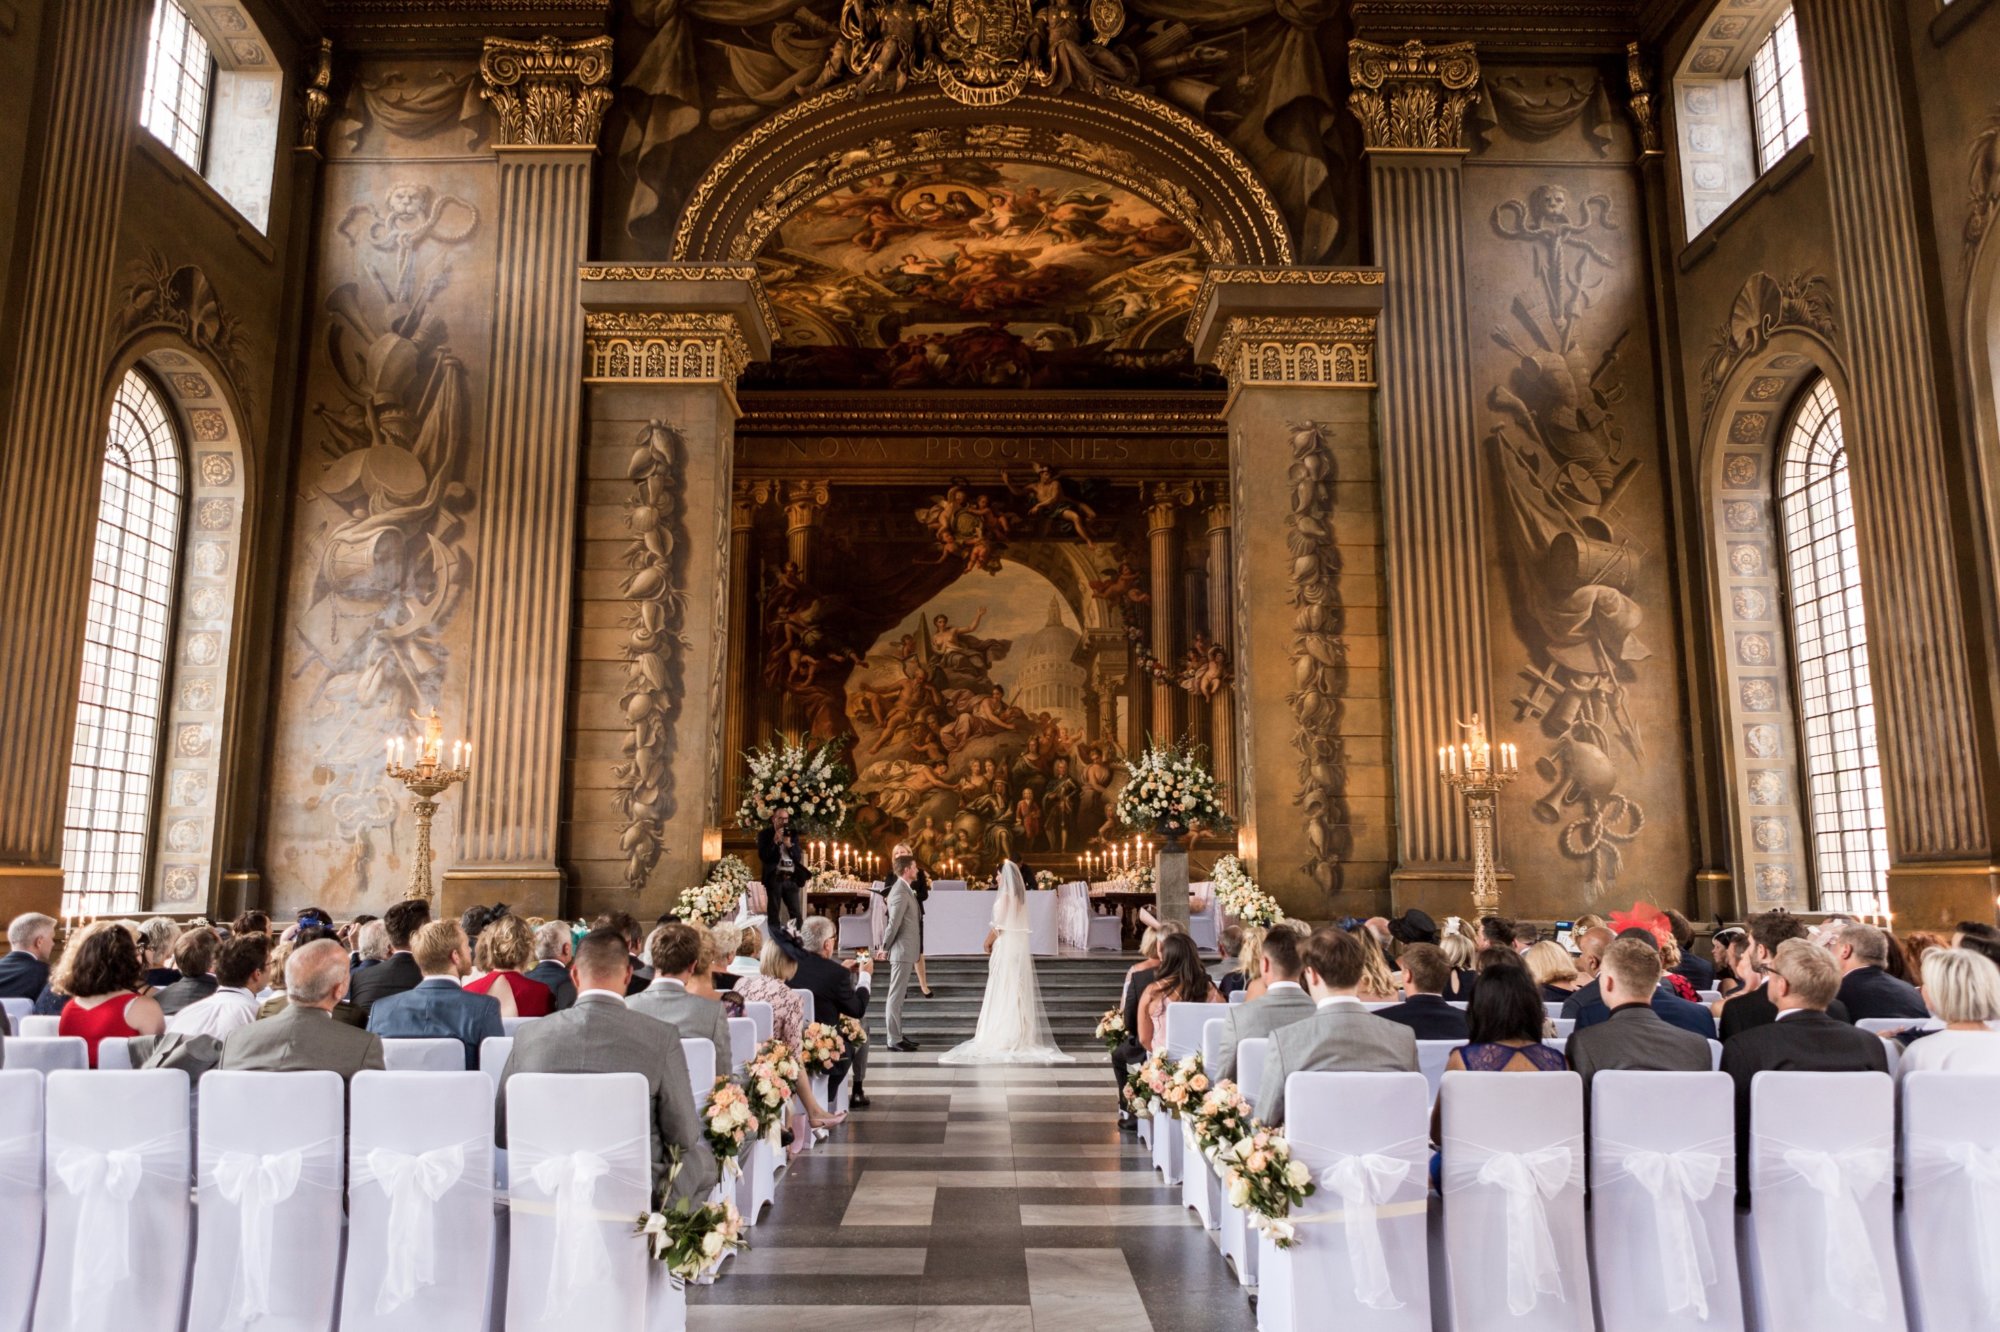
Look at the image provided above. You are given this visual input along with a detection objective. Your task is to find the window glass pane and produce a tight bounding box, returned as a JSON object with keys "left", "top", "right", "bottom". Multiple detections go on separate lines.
{"left": 140, "top": 0, "right": 211, "bottom": 170}
{"left": 1779, "top": 376, "right": 1890, "bottom": 916}
{"left": 1749, "top": 8, "right": 1811, "bottom": 173}
{"left": 60, "top": 371, "right": 183, "bottom": 916}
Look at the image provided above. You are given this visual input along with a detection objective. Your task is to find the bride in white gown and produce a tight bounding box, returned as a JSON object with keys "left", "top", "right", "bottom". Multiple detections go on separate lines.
{"left": 938, "top": 860, "right": 1074, "bottom": 1065}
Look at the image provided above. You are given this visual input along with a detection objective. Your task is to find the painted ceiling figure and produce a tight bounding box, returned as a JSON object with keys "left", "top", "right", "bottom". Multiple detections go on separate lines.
{"left": 1007, "top": 463, "right": 1098, "bottom": 545}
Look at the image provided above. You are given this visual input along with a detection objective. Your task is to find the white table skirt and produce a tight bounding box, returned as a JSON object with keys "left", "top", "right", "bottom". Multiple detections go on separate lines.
{"left": 861, "top": 886, "right": 1060, "bottom": 955}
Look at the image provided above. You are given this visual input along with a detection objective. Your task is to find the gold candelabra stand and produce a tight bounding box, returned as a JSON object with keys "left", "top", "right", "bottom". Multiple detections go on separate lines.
{"left": 385, "top": 709, "right": 471, "bottom": 904}
{"left": 1437, "top": 713, "right": 1520, "bottom": 919}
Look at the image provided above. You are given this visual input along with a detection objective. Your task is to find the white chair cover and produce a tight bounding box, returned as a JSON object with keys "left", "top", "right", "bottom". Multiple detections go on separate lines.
{"left": 1745, "top": 1070, "right": 1905, "bottom": 1332}
{"left": 0, "top": 1069, "right": 44, "bottom": 1332}
{"left": 727, "top": 1017, "right": 756, "bottom": 1075}
{"left": 1087, "top": 914, "right": 1122, "bottom": 952}
{"left": 1857, "top": 1018, "right": 1938, "bottom": 1036}
{"left": 93, "top": 1039, "right": 132, "bottom": 1071}
{"left": 1416, "top": 1040, "right": 1457, "bottom": 1104}
{"left": 17, "top": 1016, "right": 57, "bottom": 1038}
{"left": 1589, "top": 1071, "right": 1743, "bottom": 1330}
{"left": 1150, "top": 1002, "right": 1215, "bottom": 1185}
{"left": 797, "top": 992, "right": 817, "bottom": 1028}
{"left": 502, "top": 1017, "right": 539, "bottom": 1036}
{"left": 1229, "top": 990, "right": 1248, "bottom": 1005}
{"left": 737, "top": 1135, "right": 777, "bottom": 1226}
{"left": 34, "top": 1069, "right": 191, "bottom": 1332}
{"left": 5, "top": 1038, "right": 83, "bottom": 1076}
{"left": 1899, "top": 1070, "right": 2000, "bottom": 1331}
{"left": 1697, "top": 990, "right": 1721, "bottom": 1004}
{"left": 1219, "top": 1037, "right": 1270, "bottom": 1290}
{"left": 1545, "top": 1003, "right": 1565, "bottom": 1020}
{"left": 187, "top": 1071, "right": 345, "bottom": 1332}
{"left": 742, "top": 1001, "right": 774, "bottom": 1043}
{"left": 1183, "top": 1018, "right": 1230, "bottom": 1229}
{"left": 835, "top": 912, "right": 871, "bottom": 951}
{"left": 384, "top": 1038, "right": 468, "bottom": 1072}
{"left": 1189, "top": 884, "right": 1219, "bottom": 951}
{"left": 1707, "top": 1039, "right": 1723, "bottom": 1071}
{"left": 1260, "top": 1072, "right": 1431, "bottom": 1332}
{"left": 682, "top": 1038, "right": 716, "bottom": 1105}
{"left": 504, "top": 1072, "right": 655, "bottom": 1332}
{"left": 479, "top": 1036, "right": 514, "bottom": 1090}
{"left": 1550, "top": 1019, "right": 1575, "bottom": 1039}
{"left": 1438, "top": 1069, "right": 1591, "bottom": 1331}
{"left": 0, "top": 997, "right": 30, "bottom": 1027}
{"left": 341, "top": 1071, "right": 495, "bottom": 1332}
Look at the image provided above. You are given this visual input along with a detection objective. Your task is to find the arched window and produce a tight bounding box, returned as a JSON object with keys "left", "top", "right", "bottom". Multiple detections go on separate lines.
{"left": 1778, "top": 377, "right": 1890, "bottom": 913}
{"left": 61, "top": 371, "right": 185, "bottom": 915}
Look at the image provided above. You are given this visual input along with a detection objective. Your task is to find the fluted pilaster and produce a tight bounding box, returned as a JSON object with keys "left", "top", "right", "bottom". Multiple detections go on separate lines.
{"left": 1206, "top": 500, "right": 1238, "bottom": 809}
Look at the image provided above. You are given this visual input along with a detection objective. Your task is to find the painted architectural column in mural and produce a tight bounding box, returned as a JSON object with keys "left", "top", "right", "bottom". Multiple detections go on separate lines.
{"left": 1147, "top": 485, "right": 1188, "bottom": 741}
{"left": 1795, "top": 0, "right": 2000, "bottom": 927}
{"left": 566, "top": 266, "right": 772, "bottom": 916}
{"left": 720, "top": 480, "right": 763, "bottom": 826}
{"left": 1192, "top": 269, "right": 1390, "bottom": 918}
{"left": 447, "top": 36, "right": 614, "bottom": 917}
{"left": 0, "top": 0, "right": 152, "bottom": 915}
{"left": 1206, "top": 497, "right": 1237, "bottom": 807}
{"left": 784, "top": 480, "right": 830, "bottom": 578}
{"left": 1348, "top": 37, "right": 1495, "bottom": 903}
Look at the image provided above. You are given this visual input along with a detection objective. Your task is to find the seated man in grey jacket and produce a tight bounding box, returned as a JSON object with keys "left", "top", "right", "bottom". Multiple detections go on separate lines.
{"left": 1211, "top": 924, "right": 1314, "bottom": 1083}
{"left": 496, "top": 927, "right": 718, "bottom": 1202}
{"left": 219, "top": 939, "right": 386, "bottom": 1082}
{"left": 628, "top": 922, "right": 732, "bottom": 1059}
{"left": 1257, "top": 926, "right": 1418, "bottom": 1125}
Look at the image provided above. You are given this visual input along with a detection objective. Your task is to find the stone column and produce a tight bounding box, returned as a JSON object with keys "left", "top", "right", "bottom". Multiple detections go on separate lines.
{"left": 719, "top": 481, "right": 761, "bottom": 826}
{"left": 445, "top": 36, "right": 612, "bottom": 919}
{"left": 1147, "top": 482, "right": 1193, "bottom": 740}
{"left": 0, "top": 0, "right": 151, "bottom": 918}
{"left": 784, "top": 480, "right": 830, "bottom": 577}
{"left": 1795, "top": 0, "right": 2000, "bottom": 928}
{"left": 1206, "top": 498, "right": 1238, "bottom": 808}
{"left": 1192, "top": 269, "right": 1391, "bottom": 917}
{"left": 1347, "top": 38, "right": 1494, "bottom": 909}
{"left": 570, "top": 266, "right": 771, "bottom": 914}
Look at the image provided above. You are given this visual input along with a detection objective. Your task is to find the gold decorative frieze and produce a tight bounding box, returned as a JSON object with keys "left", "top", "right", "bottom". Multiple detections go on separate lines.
{"left": 578, "top": 264, "right": 780, "bottom": 349}
{"left": 1211, "top": 315, "right": 1378, "bottom": 389}
{"left": 1347, "top": 38, "right": 1481, "bottom": 152}
{"left": 584, "top": 311, "right": 752, "bottom": 384}
{"left": 1623, "top": 42, "right": 1662, "bottom": 158}
{"left": 479, "top": 35, "right": 613, "bottom": 147}
{"left": 1201, "top": 266, "right": 1384, "bottom": 288}
{"left": 298, "top": 39, "right": 333, "bottom": 154}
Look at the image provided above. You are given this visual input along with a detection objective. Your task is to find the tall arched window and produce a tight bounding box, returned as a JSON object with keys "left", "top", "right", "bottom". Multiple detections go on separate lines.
{"left": 61, "top": 371, "right": 185, "bottom": 915}
{"left": 1778, "top": 377, "right": 1890, "bottom": 913}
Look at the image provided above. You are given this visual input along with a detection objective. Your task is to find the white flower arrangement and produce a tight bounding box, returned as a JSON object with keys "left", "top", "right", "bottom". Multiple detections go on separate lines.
{"left": 735, "top": 737, "right": 852, "bottom": 835}
{"left": 671, "top": 854, "right": 761, "bottom": 926}
{"left": 1115, "top": 864, "right": 1156, "bottom": 894}
{"left": 1033, "top": 869, "right": 1061, "bottom": 891}
{"left": 1210, "top": 854, "right": 1283, "bottom": 927}
{"left": 1115, "top": 736, "right": 1232, "bottom": 837}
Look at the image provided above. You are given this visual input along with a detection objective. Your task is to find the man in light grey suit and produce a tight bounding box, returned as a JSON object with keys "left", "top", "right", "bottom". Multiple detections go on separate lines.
{"left": 496, "top": 928, "right": 719, "bottom": 1202}
{"left": 628, "top": 922, "right": 732, "bottom": 1058}
{"left": 882, "top": 853, "right": 922, "bottom": 1051}
{"left": 1212, "top": 923, "right": 1313, "bottom": 1082}
{"left": 1565, "top": 936, "right": 1713, "bottom": 1101}
{"left": 1258, "top": 926, "right": 1418, "bottom": 1125}
{"left": 220, "top": 939, "right": 385, "bottom": 1081}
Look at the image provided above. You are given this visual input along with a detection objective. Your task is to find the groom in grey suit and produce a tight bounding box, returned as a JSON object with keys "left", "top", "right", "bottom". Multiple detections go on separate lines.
{"left": 1258, "top": 926, "right": 1418, "bottom": 1125}
{"left": 883, "top": 854, "right": 922, "bottom": 1051}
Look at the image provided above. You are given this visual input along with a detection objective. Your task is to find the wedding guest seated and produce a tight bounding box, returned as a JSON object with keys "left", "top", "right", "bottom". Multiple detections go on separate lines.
{"left": 350, "top": 919, "right": 391, "bottom": 972}
{"left": 686, "top": 927, "right": 728, "bottom": 1000}
{"left": 1571, "top": 931, "right": 1716, "bottom": 1039}
{"left": 0, "top": 913, "right": 54, "bottom": 999}
{"left": 1559, "top": 925, "right": 1620, "bottom": 1018}
{"left": 459, "top": 902, "right": 506, "bottom": 964}
{"left": 1439, "top": 927, "right": 1479, "bottom": 1002}
{"left": 1512, "top": 922, "right": 1543, "bottom": 951}
{"left": 526, "top": 921, "right": 578, "bottom": 1010}
{"left": 735, "top": 936, "right": 845, "bottom": 1137}
{"left": 1901, "top": 931, "right": 1947, "bottom": 980}
{"left": 1524, "top": 940, "right": 1580, "bottom": 1004}
{"left": 1137, "top": 933, "right": 1225, "bottom": 1052}
{"left": 347, "top": 898, "right": 429, "bottom": 1018}
{"left": 1832, "top": 921, "right": 1930, "bottom": 1021}
{"left": 55, "top": 921, "right": 165, "bottom": 1066}
{"left": 1121, "top": 926, "right": 1168, "bottom": 1009}
{"left": 138, "top": 917, "right": 183, "bottom": 989}
{"left": 725, "top": 925, "right": 764, "bottom": 980}
{"left": 595, "top": 911, "right": 654, "bottom": 995}
{"left": 1353, "top": 929, "right": 1401, "bottom": 1003}
{"left": 464, "top": 914, "right": 553, "bottom": 1018}
{"left": 1896, "top": 947, "right": 2000, "bottom": 1076}
{"left": 1565, "top": 937, "right": 1712, "bottom": 1096}
{"left": 1953, "top": 920, "right": 2000, "bottom": 950}
{"left": 1719, "top": 910, "right": 1852, "bottom": 1037}
{"left": 1655, "top": 937, "right": 1703, "bottom": 1002}
{"left": 1210, "top": 924, "right": 1245, "bottom": 992}
{"left": 365, "top": 920, "right": 504, "bottom": 1069}
{"left": 630, "top": 922, "right": 733, "bottom": 1052}
{"left": 707, "top": 923, "right": 743, "bottom": 991}
{"left": 774, "top": 915, "right": 872, "bottom": 1106}
{"left": 167, "top": 933, "right": 269, "bottom": 1041}
{"left": 153, "top": 927, "right": 219, "bottom": 1015}
{"left": 1228, "top": 926, "right": 1268, "bottom": 1003}
{"left": 1446, "top": 955, "right": 1567, "bottom": 1077}
{"left": 1112, "top": 923, "right": 1183, "bottom": 1117}
{"left": 495, "top": 927, "right": 717, "bottom": 1201}
{"left": 220, "top": 939, "right": 385, "bottom": 1081}
{"left": 1376, "top": 942, "right": 1471, "bottom": 1040}
{"left": 232, "top": 910, "right": 271, "bottom": 939}
{"left": 1708, "top": 926, "right": 1750, "bottom": 1003}
{"left": 341, "top": 913, "right": 378, "bottom": 967}
{"left": 1479, "top": 916, "right": 1517, "bottom": 953}
{"left": 1258, "top": 927, "right": 1419, "bottom": 1125}
{"left": 1212, "top": 924, "right": 1312, "bottom": 1081}
{"left": 1663, "top": 908, "right": 1716, "bottom": 990}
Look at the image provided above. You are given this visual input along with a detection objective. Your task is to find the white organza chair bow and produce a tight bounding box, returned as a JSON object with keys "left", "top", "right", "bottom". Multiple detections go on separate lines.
{"left": 1182, "top": 1017, "right": 1229, "bottom": 1230}
{"left": 5, "top": 1037, "right": 84, "bottom": 1076}
{"left": 1151, "top": 1002, "right": 1212, "bottom": 1186}
{"left": 1260, "top": 1071, "right": 1431, "bottom": 1332}
{"left": 505, "top": 1072, "right": 672, "bottom": 1331}
{"left": 1589, "top": 1070, "right": 1743, "bottom": 1330}
{"left": 1899, "top": 1070, "right": 2000, "bottom": 1331}
{"left": 34, "top": 1069, "right": 191, "bottom": 1332}
{"left": 1218, "top": 1036, "right": 1269, "bottom": 1291}
{"left": 1438, "top": 1069, "right": 1591, "bottom": 1331}
{"left": 383, "top": 1038, "right": 468, "bottom": 1073}
{"left": 0, "top": 1069, "right": 45, "bottom": 1332}
{"left": 1188, "top": 884, "right": 1219, "bottom": 950}
{"left": 340, "top": 1071, "right": 495, "bottom": 1332}
{"left": 479, "top": 1036, "right": 514, "bottom": 1091}
{"left": 187, "top": 1070, "right": 345, "bottom": 1332}
{"left": 1744, "top": 1070, "right": 1905, "bottom": 1332}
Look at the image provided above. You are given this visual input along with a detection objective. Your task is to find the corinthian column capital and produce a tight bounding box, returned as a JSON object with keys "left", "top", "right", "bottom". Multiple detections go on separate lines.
{"left": 1347, "top": 38, "right": 1481, "bottom": 152}
{"left": 479, "top": 34, "right": 614, "bottom": 147}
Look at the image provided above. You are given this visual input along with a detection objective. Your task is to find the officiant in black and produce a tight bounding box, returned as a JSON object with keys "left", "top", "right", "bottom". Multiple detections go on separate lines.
{"left": 758, "top": 808, "right": 806, "bottom": 931}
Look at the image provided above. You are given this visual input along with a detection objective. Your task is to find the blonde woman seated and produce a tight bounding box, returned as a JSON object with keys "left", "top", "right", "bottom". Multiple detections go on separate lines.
{"left": 1231, "top": 927, "right": 1269, "bottom": 1003}
{"left": 1355, "top": 931, "right": 1401, "bottom": 1003}
{"left": 1523, "top": 939, "right": 1580, "bottom": 1004}
{"left": 734, "top": 937, "right": 846, "bottom": 1144}
{"left": 727, "top": 925, "right": 765, "bottom": 979}
{"left": 1439, "top": 929, "right": 1479, "bottom": 1002}
{"left": 1897, "top": 947, "right": 2000, "bottom": 1076}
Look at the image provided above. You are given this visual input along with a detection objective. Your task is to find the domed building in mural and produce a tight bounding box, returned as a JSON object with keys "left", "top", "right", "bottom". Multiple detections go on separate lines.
{"left": 1011, "top": 598, "right": 1087, "bottom": 732}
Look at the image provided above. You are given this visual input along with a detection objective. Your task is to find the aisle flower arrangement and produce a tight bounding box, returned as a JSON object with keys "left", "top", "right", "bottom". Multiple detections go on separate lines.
{"left": 736, "top": 737, "right": 851, "bottom": 834}
{"left": 1159, "top": 1052, "right": 1209, "bottom": 1119}
{"left": 1187, "top": 1079, "right": 1255, "bottom": 1162}
{"left": 636, "top": 1154, "right": 749, "bottom": 1282}
{"left": 672, "top": 853, "right": 759, "bottom": 926}
{"left": 743, "top": 1039, "right": 803, "bottom": 1141}
{"left": 1033, "top": 869, "right": 1061, "bottom": 891}
{"left": 1124, "top": 1049, "right": 1174, "bottom": 1116}
{"left": 1094, "top": 1007, "right": 1127, "bottom": 1052}
{"left": 700, "top": 1077, "right": 757, "bottom": 1178}
{"left": 798, "top": 1021, "right": 847, "bottom": 1075}
{"left": 1218, "top": 1126, "right": 1316, "bottom": 1247}
{"left": 1115, "top": 736, "right": 1232, "bottom": 838}
{"left": 1210, "top": 854, "right": 1284, "bottom": 928}
{"left": 838, "top": 1014, "right": 868, "bottom": 1049}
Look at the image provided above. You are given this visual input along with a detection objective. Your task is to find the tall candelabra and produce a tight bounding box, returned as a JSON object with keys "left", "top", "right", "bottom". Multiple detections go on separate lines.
{"left": 385, "top": 709, "right": 471, "bottom": 904}
{"left": 1437, "top": 713, "right": 1520, "bottom": 918}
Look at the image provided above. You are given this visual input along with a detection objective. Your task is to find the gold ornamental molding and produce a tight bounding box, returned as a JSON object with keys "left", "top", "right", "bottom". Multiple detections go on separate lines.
{"left": 479, "top": 34, "right": 613, "bottom": 147}
{"left": 1200, "top": 267, "right": 1385, "bottom": 288}
{"left": 584, "top": 311, "right": 752, "bottom": 384}
{"left": 1211, "top": 315, "right": 1379, "bottom": 390}
{"left": 1623, "top": 42, "right": 1663, "bottom": 158}
{"left": 1347, "top": 38, "right": 1481, "bottom": 152}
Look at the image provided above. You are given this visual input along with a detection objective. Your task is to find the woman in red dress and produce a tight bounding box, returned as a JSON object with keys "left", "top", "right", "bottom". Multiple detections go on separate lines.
{"left": 55, "top": 922, "right": 164, "bottom": 1066}
{"left": 465, "top": 914, "right": 552, "bottom": 1018}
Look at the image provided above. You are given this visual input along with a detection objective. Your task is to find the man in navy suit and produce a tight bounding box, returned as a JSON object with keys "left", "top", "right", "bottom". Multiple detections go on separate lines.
{"left": 364, "top": 920, "right": 503, "bottom": 1069}
{"left": 1374, "top": 942, "right": 1470, "bottom": 1041}
{"left": 1829, "top": 921, "right": 1929, "bottom": 1021}
{"left": 0, "top": 913, "right": 55, "bottom": 1000}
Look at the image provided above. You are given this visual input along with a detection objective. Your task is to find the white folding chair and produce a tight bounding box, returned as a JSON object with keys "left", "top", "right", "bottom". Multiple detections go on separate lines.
{"left": 1857, "top": 1018, "right": 1938, "bottom": 1037}
{"left": 1153, "top": 1003, "right": 1213, "bottom": 1186}
{"left": 479, "top": 1036, "right": 514, "bottom": 1090}
{"left": 742, "top": 1001, "right": 774, "bottom": 1043}
{"left": 1183, "top": 1018, "right": 1229, "bottom": 1229}
{"left": 836, "top": 913, "right": 872, "bottom": 951}
{"left": 1416, "top": 1040, "right": 1457, "bottom": 1104}
{"left": 0, "top": 1069, "right": 44, "bottom": 1332}
{"left": 384, "top": 1037, "right": 469, "bottom": 1073}
{"left": 1549, "top": 1019, "right": 1575, "bottom": 1040}
{"left": 682, "top": 1037, "right": 716, "bottom": 1105}
{"left": 1087, "top": 915, "right": 1121, "bottom": 951}
{"left": 727, "top": 1017, "right": 756, "bottom": 1076}
{"left": 94, "top": 1037, "right": 133, "bottom": 1070}
{"left": 341, "top": 1071, "right": 496, "bottom": 1332}
{"left": 1589, "top": 1071, "right": 1743, "bottom": 1331}
{"left": 4, "top": 1036, "right": 85, "bottom": 1075}
{"left": 502, "top": 1017, "right": 539, "bottom": 1036}
{"left": 0, "top": 997, "right": 30, "bottom": 1029}
{"left": 1438, "top": 1070, "right": 1591, "bottom": 1331}
{"left": 1220, "top": 1037, "right": 1270, "bottom": 1290}
{"left": 1744, "top": 1070, "right": 1905, "bottom": 1332}
{"left": 1900, "top": 1071, "right": 2000, "bottom": 1332}
{"left": 505, "top": 1072, "right": 672, "bottom": 1332}
{"left": 1259, "top": 1071, "right": 1431, "bottom": 1332}
{"left": 35, "top": 1069, "right": 191, "bottom": 1332}
{"left": 1697, "top": 990, "right": 1721, "bottom": 1004}
{"left": 17, "top": 1016, "right": 57, "bottom": 1038}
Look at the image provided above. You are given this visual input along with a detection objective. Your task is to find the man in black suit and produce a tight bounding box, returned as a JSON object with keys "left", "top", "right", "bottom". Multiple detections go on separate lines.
{"left": 345, "top": 898, "right": 429, "bottom": 1018}
{"left": 1566, "top": 929, "right": 1696, "bottom": 1031}
{"left": 1721, "top": 938, "right": 1888, "bottom": 1198}
{"left": 1830, "top": 921, "right": 1929, "bottom": 1021}
{"left": 1664, "top": 908, "right": 1716, "bottom": 991}
{"left": 154, "top": 927, "right": 220, "bottom": 1016}
{"left": 1375, "top": 942, "right": 1470, "bottom": 1040}
{"left": 776, "top": 915, "right": 874, "bottom": 1106}
{"left": 526, "top": 920, "right": 578, "bottom": 1011}
{"left": 758, "top": 808, "right": 806, "bottom": 932}
{"left": 0, "top": 913, "right": 55, "bottom": 1000}
{"left": 1566, "top": 937, "right": 1713, "bottom": 1099}
{"left": 1558, "top": 926, "right": 1619, "bottom": 1019}
{"left": 594, "top": 911, "right": 652, "bottom": 996}
{"left": 1718, "top": 910, "right": 1852, "bottom": 1039}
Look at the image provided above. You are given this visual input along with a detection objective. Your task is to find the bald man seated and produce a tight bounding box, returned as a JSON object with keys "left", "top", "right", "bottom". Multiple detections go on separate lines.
{"left": 219, "top": 939, "right": 386, "bottom": 1081}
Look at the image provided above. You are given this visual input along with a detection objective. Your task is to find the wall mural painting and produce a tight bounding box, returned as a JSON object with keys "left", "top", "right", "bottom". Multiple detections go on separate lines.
{"left": 1485, "top": 184, "right": 1652, "bottom": 899}
{"left": 748, "top": 162, "right": 1210, "bottom": 389}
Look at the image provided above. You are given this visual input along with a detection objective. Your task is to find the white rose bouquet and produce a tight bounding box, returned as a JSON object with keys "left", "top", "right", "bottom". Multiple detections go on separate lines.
{"left": 1159, "top": 1052, "right": 1209, "bottom": 1120}
{"left": 1187, "top": 1078, "right": 1254, "bottom": 1162}
{"left": 798, "top": 1021, "right": 848, "bottom": 1075}
{"left": 1218, "top": 1125, "right": 1316, "bottom": 1247}
{"left": 670, "top": 878, "right": 738, "bottom": 927}
{"left": 838, "top": 1013, "right": 869, "bottom": 1048}
{"left": 1210, "top": 853, "right": 1283, "bottom": 928}
{"left": 699, "top": 1077, "right": 756, "bottom": 1179}
{"left": 743, "top": 1039, "right": 804, "bottom": 1142}
{"left": 1124, "top": 1049, "right": 1174, "bottom": 1117}
{"left": 1094, "top": 1007, "right": 1127, "bottom": 1052}
{"left": 1114, "top": 735, "right": 1232, "bottom": 838}
{"left": 635, "top": 1154, "right": 748, "bottom": 1282}
{"left": 736, "top": 738, "right": 852, "bottom": 835}
{"left": 1033, "top": 869, "right": 1061, "bottom": 891}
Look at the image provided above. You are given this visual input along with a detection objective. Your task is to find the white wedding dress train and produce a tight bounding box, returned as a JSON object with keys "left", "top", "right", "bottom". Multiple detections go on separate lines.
{"left": 938, "top": 862, "right": 1074, "bottom": 1065}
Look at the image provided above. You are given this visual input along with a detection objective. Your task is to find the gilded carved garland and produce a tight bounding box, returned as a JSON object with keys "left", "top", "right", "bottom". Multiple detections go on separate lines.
{"left": 1285, "top": 421, "right": 1350, "bottom": 893}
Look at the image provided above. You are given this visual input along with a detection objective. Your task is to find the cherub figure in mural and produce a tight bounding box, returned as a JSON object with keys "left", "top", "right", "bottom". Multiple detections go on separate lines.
{"left": 1087, "top": 558, "right": 1149, "bottom": 606}
{"left": 1039, "top": 191, "right": 1118, "bottom": 245}
{"left": 1007, "top": 463, "right": 1099, "bottom": 545}
{"left": 961, "top": 495, "right": 1015, "bottom": 573}
{"left": 850, "top": 0, "right": 933, "bottom": 96}
{"left": 1491, "top": 185, "right": 1618, "bottom": 346}
{"left": 1030, "top": 0, "right": 1134, "bottom": 96}
{"left": 1180, "top": 632, "right": 1232, "bottom": 699}
{"left": 915, "top": 485, "right": 970, "bottom": 559}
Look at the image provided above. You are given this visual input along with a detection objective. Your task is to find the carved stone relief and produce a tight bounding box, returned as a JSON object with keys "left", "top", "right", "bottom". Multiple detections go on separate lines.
{"left": 1968, "top": 102, "right": 2000, "bottom": 270}
{"left": 1285, "top": 420, "right": 1349, "bottom": 893}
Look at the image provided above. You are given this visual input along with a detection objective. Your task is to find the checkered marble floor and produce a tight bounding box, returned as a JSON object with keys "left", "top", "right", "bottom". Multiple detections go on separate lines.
{"left": 688, "top": 1052, "right": 1258, "bottom": 1331}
